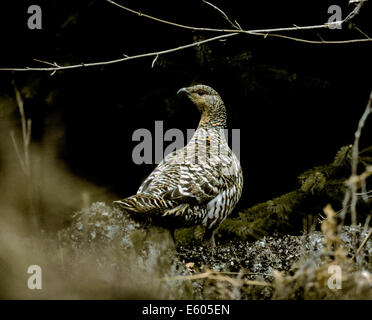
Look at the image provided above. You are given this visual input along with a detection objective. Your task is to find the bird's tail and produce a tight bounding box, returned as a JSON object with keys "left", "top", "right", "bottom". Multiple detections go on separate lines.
{"left": 113, "top": 194, "right": 167, "bottom": 215}
{"left": 114, "top": 194, "right": 192, "bottom": 228}
{"left": 114, "top": 195, "right": 145, "bottom": 213}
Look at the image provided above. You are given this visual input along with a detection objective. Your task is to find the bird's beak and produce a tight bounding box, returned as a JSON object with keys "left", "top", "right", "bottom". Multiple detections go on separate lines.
{"left": 177, "top": 87, "right": 190, "bottom": 95}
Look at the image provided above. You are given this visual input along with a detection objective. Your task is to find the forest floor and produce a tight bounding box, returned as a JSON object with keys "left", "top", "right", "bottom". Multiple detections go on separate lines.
{"left": 51, "top": 202, "right": 372, "bottom": 300}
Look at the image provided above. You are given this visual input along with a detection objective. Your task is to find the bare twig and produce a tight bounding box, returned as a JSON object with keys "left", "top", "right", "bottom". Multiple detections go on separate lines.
{"left": 318, "top": 189, "right": 372, "bottom": 223}
{"left": 151, "top": 54, "right": 158, "bottom": 68}
{"left": 202, "top": 0, "right": 241, "bottom": 30}
{"left": 353, "top": 25, "right": 371, "bottom": 40}
{"left": 345, "top": 0, "right": 368, "bottom": 23}
{"left": 10, "top": 83, "right": 40, "bottom": 229}
{"left": 216, "top": 271, "right": 273, "bottom": 277}
{"left": 348, "top": 91, "right": 372, "bottom": 225}
{"left": 1, "top": 34, "right": 370, "bottom": 73}
{"left": 165, "top": 270, "right": 271, "bottom": 287}
{"left": 319, "top": 92, "right": 372, "bottom": 226}
{"left": 9, "top": 131, "right": 27, "bottom": 174}
{"left": 106, "top": 0, "right": 341, "bottom": 34}
{"left": 33, "top": 58, "right": 60, "bottom": 67}
{"left": 0, "top": 33, "right": 238, "bottom": 72}
{"left": 351, "top": 228, "right": 372, "bottom": 260}
{"left": 106, "top": 0, "right": 372, "bottom": 43}
{"left": 364, "top": 214, "right": 372, "bottom": 229}
{"left": 252, "top": 32, "right": 372, "bottom": 44}
{"left": 165, "top": 270, "right": 241, "bottom": 286}
{"left": 0, "top": 1, "right": 370, "bottom": 73}
{"left": 12, "top": 84, "right": 32, "bottom": 176}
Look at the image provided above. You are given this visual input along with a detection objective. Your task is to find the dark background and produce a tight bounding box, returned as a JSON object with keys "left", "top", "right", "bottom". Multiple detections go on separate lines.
{"left": 0, "top": 0, "right": 371, "bottom": 213}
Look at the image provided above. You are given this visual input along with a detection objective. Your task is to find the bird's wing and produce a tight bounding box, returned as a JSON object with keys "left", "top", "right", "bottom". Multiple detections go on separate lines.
{"left": 114, "top": 161, "right": 216, "bottom": 216}
{"left": 138, "top": 151, "right": 231, "bottom": 205}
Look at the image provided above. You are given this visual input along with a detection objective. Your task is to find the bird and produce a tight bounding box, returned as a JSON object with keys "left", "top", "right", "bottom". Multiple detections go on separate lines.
{"left": 114, "top": 84, "right": 243, "bottom": 246}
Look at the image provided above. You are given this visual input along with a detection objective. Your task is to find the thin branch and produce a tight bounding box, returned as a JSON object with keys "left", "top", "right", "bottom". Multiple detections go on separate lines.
{"left": 1, "top": 33, "right": 371, "bottom": 73}
{"left": 320, "top": 93, "right": 372, "bottom": 226}
{"left": 106, "top": 0, "right": 372, "bottom": 42}
{"left": 216, "top": 270, "right": 273, "bottom": 277}
{"left": 106, "top": 0, "right": 341, "bottom": 35}
{"left": 202, "top": 0, "right": 241, "bottom": 30}
{"left": 164, "top": 270, "right": 271, "bottom": 287}
{"left": 12, "top": 83, "right": 32, "bottom": 176}
{"left": 253, "top": 32, "right": 372, "bottom": 44}
{"left": 353, "top": 25, "right": 371, "bottom": 40}
{"left": 364, "top": 214, "right": 371, "bottom": 229}
{"left": 165, "top": 270, "right": 241, "bottom": 286}
{"left": 33, "top": 58, "right": 60, "bottom": 67}
{"left": 317, "top": 33, "right": 325, "bottom": 43}
{"left": 0, "top": 33, "right": 238, "bottom": 72}
{"left": 319, "top": 188, "right": 372, "bottom": 223}
{"left": 352, "top": 228, "right": 372, "bottom": 260}
{"left": 0, "top": 1, "right": 370, "bottom": 73}
{"left": 350, "top": 91, "right": 372, "bottom": 225}
{"left": 9, "top": 131, "right": 27, "bottom": 175}
{"left": 151, "top": 54, "right": 158, "bottom": 68}
{"left": 344, "top": 0, "right": 368, "bottom": 23}
{"left": 340, "top": 90, "right": 372, "bottom": 225}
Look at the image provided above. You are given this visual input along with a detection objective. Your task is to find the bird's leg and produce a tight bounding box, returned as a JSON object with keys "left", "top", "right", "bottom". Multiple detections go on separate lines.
{"left": 169, "top": 227, "right": 176, "bottom": 245}
{"left": 203, "top": 228, "right": 216, "bottom": 247}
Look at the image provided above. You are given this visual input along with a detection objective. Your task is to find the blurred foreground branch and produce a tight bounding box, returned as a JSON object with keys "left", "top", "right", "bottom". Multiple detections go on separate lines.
{"left": 341, "top": 90, "right": 372, "bottom": 225}
{"left": 10, "top": 84, "right": 32, "bottom": 176}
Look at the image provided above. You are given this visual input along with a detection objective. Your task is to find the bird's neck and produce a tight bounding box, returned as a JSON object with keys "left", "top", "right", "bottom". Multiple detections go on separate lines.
{"left": 193, "top": 124, "right": 226, "bottom": 141}
{"left": 198, "top": 108, "right": 227, "bottom": 129}
{"left": 198, "top": 117, "right": 226, "bottom": 129}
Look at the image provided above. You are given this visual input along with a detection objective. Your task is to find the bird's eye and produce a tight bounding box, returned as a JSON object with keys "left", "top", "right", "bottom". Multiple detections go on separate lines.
{"left": 198, "top": 91, "right": 205, "bottom": 96}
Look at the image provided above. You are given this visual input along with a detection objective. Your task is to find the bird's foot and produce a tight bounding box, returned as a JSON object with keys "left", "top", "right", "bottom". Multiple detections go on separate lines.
{"left": 202, "top": 230, "right": 216, "bottom": 248}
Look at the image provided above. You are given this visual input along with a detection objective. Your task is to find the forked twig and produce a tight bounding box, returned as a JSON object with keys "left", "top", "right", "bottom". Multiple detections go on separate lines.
{"left": 351, "top": 228, "right": 372, "bottom": 260}
{"left": 202, "top": 0, "right": 241, "bottom": 30}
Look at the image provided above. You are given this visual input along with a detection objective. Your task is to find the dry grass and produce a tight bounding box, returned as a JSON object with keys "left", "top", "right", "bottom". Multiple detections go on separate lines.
{"left": 273, "top": 205, "right": 372, "bottom": 299}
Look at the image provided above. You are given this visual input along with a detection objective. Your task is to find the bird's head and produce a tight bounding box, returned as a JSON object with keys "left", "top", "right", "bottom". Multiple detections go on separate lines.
{"left": 177, "top": 84, "right": 226, "bottom": 128}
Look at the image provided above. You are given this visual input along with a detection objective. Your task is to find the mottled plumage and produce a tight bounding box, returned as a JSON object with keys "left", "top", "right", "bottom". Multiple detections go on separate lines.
{"left": 114, "top": 85, "right": 243, "bottom": 245}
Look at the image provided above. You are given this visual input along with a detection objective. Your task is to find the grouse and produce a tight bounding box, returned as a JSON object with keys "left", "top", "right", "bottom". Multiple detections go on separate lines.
{"left": 114, "top": 85, "right": 243, "bottom": 246}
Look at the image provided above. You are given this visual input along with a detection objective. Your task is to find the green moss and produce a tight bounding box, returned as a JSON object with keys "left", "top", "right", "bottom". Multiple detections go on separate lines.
{"left": 216, "top": 145, "right": 372, "bottom": 242}
{"left": 218, "top": 191, "right": 305, "bottom": 241}
{"left": 174, "top": 225, "right": 205, "bottom": 245}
